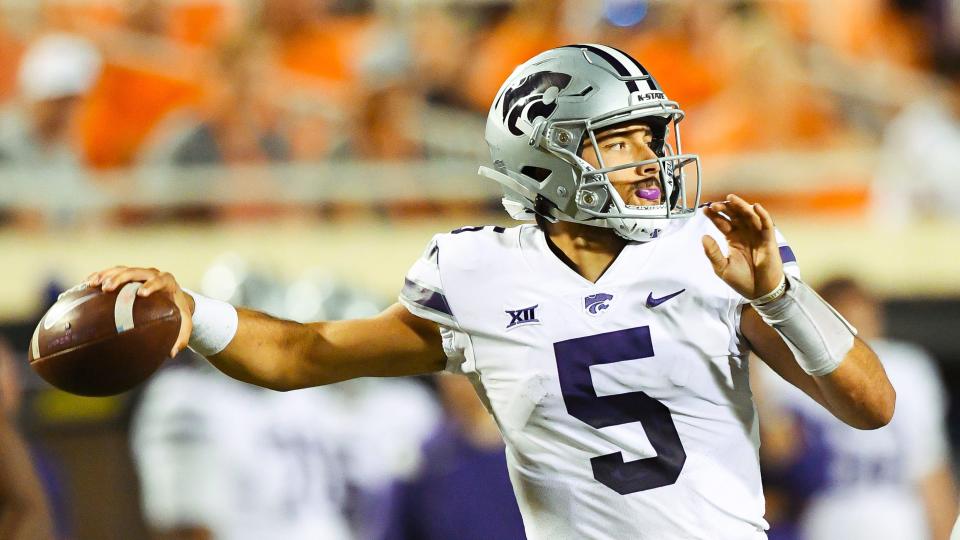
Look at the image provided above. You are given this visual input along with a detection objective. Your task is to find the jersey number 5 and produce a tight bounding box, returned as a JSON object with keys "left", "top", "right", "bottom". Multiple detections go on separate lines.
{"left": 554, "top": 326, "right": 686, "bottom": 495}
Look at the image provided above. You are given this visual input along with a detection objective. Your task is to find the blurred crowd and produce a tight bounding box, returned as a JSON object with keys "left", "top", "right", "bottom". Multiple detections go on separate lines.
{"left": 0, "top": 0, "right": 959, "bottom": 223}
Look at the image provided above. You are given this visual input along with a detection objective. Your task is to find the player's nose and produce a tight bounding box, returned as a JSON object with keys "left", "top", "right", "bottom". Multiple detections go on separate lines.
{"left": 634, "top": 143, "right": 660, "bottom": 178}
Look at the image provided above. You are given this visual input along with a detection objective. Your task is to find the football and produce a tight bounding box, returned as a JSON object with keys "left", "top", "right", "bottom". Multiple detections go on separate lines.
{"left": 28, "top": 282, "right": 181, "bottom": 397}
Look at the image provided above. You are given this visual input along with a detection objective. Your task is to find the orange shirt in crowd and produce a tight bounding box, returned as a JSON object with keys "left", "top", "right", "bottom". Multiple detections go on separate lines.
{"left": 42, "top": 0, "right": 237, "bottom": 48}
{"left": 611, "top": 32, "right": 725, "bottom": 110}
{"left": 763, "top": 0, "right": 927, "bottom": 68}
{"left": 36, "top": 1, "right": 233, "bottom": 169}
{"left": 463, "top": 10, "right": 570, "bottom": 112}
{"left": 78, "top": 62, "right": 203, "bottom": 169}
{"left": 683, "top": 90, "right": 838, "bottom": 156}
{"left": 169, "top": 1, "right": 241, "bottom": 47}
{"left": 267, "top": 15, "right": 376, "bottom": 159}
{"left": 275, "top": 16, "right": 373, "bottom": 84}
{"left": 0, "top": 23, "right": 23, "bottom": 103}
{"left": 39, "top": 2, "right": 123, "bottom": 34}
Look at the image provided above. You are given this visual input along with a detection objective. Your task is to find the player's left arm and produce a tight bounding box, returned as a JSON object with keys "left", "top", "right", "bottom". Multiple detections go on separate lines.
{"left": 703, "top": 195, "right": 895, "bottom": 430}
{"left": 740, "top": 306, "right": 892, "bottom": 429}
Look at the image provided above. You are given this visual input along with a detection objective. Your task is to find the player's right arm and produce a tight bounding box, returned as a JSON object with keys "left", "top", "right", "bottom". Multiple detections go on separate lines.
{"left": 218, "top": 304, "right": 446, "bottom": 389}
{"left": 87, "top": 267, "right": 447, "bottom": 391}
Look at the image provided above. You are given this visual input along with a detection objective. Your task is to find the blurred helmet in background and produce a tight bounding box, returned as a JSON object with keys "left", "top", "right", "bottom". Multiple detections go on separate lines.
{"left": 200, "top": 253, "right": 286, "bottom": 316}
{"left": 201, "top": 255, "right": 383, "bottom": 322}
{"left": 479, "top": 44, "right": 701, "bottom": 241}
{"left": 284, "top": 271, "right": 382, "bottom": 323}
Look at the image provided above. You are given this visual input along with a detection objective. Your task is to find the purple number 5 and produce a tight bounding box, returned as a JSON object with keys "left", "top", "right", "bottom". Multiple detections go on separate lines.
{"left": 553, "top": 326, "right": 686, "bottom": 494}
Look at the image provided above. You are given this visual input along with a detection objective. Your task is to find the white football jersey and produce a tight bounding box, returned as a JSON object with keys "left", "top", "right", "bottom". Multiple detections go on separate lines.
{"left": 757, "top": 339, "right": 951, "bottom": 540}
{"left": 399, "top": 210, "right": 800, "bottom": 540}
{"left": 327, "top": 378, "right": 443, "bottom": 540}
{"left": 132, "top": 364, "right": 354, "bottom": 540}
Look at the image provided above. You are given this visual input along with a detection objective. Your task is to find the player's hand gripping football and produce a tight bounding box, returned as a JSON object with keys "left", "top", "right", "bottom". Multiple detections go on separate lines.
{"left": 701, "top": 194, "right": 785, "bottom": 301}
{"left": 86, "top": 267, "right": 195, "bottom": 357}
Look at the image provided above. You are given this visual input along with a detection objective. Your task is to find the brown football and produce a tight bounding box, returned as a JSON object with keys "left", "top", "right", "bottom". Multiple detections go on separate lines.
{"left": 28, "top": 282, "right": 180, "bottom": 397}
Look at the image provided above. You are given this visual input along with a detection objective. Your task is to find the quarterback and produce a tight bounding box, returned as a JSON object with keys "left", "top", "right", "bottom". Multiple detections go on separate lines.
{"left": 89, "top": 45, "right": 895, "bottom": 540}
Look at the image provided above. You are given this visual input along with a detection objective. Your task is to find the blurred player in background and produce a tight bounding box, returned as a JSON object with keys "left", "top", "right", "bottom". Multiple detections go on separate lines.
{"left": 756, "top": 277, "right": 956, "bottom": 540}
{"left": 132, "top": 263, "right": 353, "bottom": 540}
{"left": 0, "top": 339, "right": 54, "bottom": 540}
{"left": 871, "top": 52, "right": 960, "bottom": 227}
{"left": 133, "top": 355, "right": 354, "bottom": 540}
{"left": 91, "top": 45, "right": 895, "bottom": 539}
{"left": 280, "top": 268, "right": 442, "bottom": 540}
{"left": 133, "top": 259, "right": 439, "bottom": 540}
{"left": 383, "top": 373, "right": 525, "bottom": 540}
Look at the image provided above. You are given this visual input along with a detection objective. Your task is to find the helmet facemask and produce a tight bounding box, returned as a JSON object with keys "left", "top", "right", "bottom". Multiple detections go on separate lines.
{"left": 540, "top": 99, "right": 702, "bottom": 241}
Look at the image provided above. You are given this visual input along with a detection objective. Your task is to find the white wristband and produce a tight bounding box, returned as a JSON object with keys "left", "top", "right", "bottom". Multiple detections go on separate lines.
{"left": 184, "top": 289, "right": 238, "bottom": 357}
{"left": 751, "top": 275, "right": 857, "bottom": 376}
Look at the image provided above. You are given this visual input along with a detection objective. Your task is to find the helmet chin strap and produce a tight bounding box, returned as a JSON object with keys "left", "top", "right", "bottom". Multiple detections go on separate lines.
{"left": 479, "top": 164, "right": 677, "bottom": 241}
{"left": 608, "top": 210, "right": 667, "bottom": 239}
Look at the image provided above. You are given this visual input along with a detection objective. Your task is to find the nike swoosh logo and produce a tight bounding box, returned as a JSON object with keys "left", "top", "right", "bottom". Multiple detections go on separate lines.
{"left": 43, "top": 291, "right": 99, "bottom": 330}
{"left": 646, "top": 289, "right": 685, "bottom": 308}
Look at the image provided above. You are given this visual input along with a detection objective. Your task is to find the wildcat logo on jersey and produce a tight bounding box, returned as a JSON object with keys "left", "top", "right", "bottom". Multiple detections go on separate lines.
{"left": 584, "top": 293, "right": 613, "bottom": 315}
{"left": 505, "top": 305, "right": 539, "bottom": 329}
{"left": 501, "top": 71, "right": 573, "bottom": 136}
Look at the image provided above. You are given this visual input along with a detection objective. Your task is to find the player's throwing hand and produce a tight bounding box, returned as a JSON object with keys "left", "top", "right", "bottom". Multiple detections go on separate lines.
{"left": 701, "top": 194, "right": 785, "bottom": 301}
{"left": 86, "top": 267, "right": 195, "bottom": 357}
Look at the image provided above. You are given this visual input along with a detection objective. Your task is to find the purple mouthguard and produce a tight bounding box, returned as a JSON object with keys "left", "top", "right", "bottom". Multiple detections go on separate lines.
{"left": 636, "top": 188, "right": 661, "bottom": 201}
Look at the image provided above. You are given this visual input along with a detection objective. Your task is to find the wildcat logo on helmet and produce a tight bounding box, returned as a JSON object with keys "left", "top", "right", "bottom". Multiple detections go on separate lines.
{"left": 500, "top": 71, "right": 573, "bottom": 136}
{"left": 584, "top": 293, "right": 613, "bottom": 315}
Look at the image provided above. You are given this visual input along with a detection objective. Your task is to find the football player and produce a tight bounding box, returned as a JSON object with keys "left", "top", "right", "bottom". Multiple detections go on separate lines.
{"left": 89, "top": 45, "right": 895, "bottom": 540}
{"left": 755, "top": 277, "right": 955, "bottom": 540}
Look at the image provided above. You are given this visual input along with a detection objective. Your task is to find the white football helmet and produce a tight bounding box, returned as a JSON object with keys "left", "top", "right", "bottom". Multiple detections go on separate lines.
{"left": 479, "top": 44, "right": 701, "bottom": 241}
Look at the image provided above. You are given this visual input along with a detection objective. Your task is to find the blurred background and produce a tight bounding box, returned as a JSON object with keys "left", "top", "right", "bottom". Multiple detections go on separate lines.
{"left": 1, "top": 0, "right": 959, "bottom": 538}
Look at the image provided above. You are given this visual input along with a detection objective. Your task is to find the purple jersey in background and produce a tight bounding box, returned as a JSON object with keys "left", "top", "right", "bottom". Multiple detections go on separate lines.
{"left": 381, "top": 421, "right": 526, "bottom": 540}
